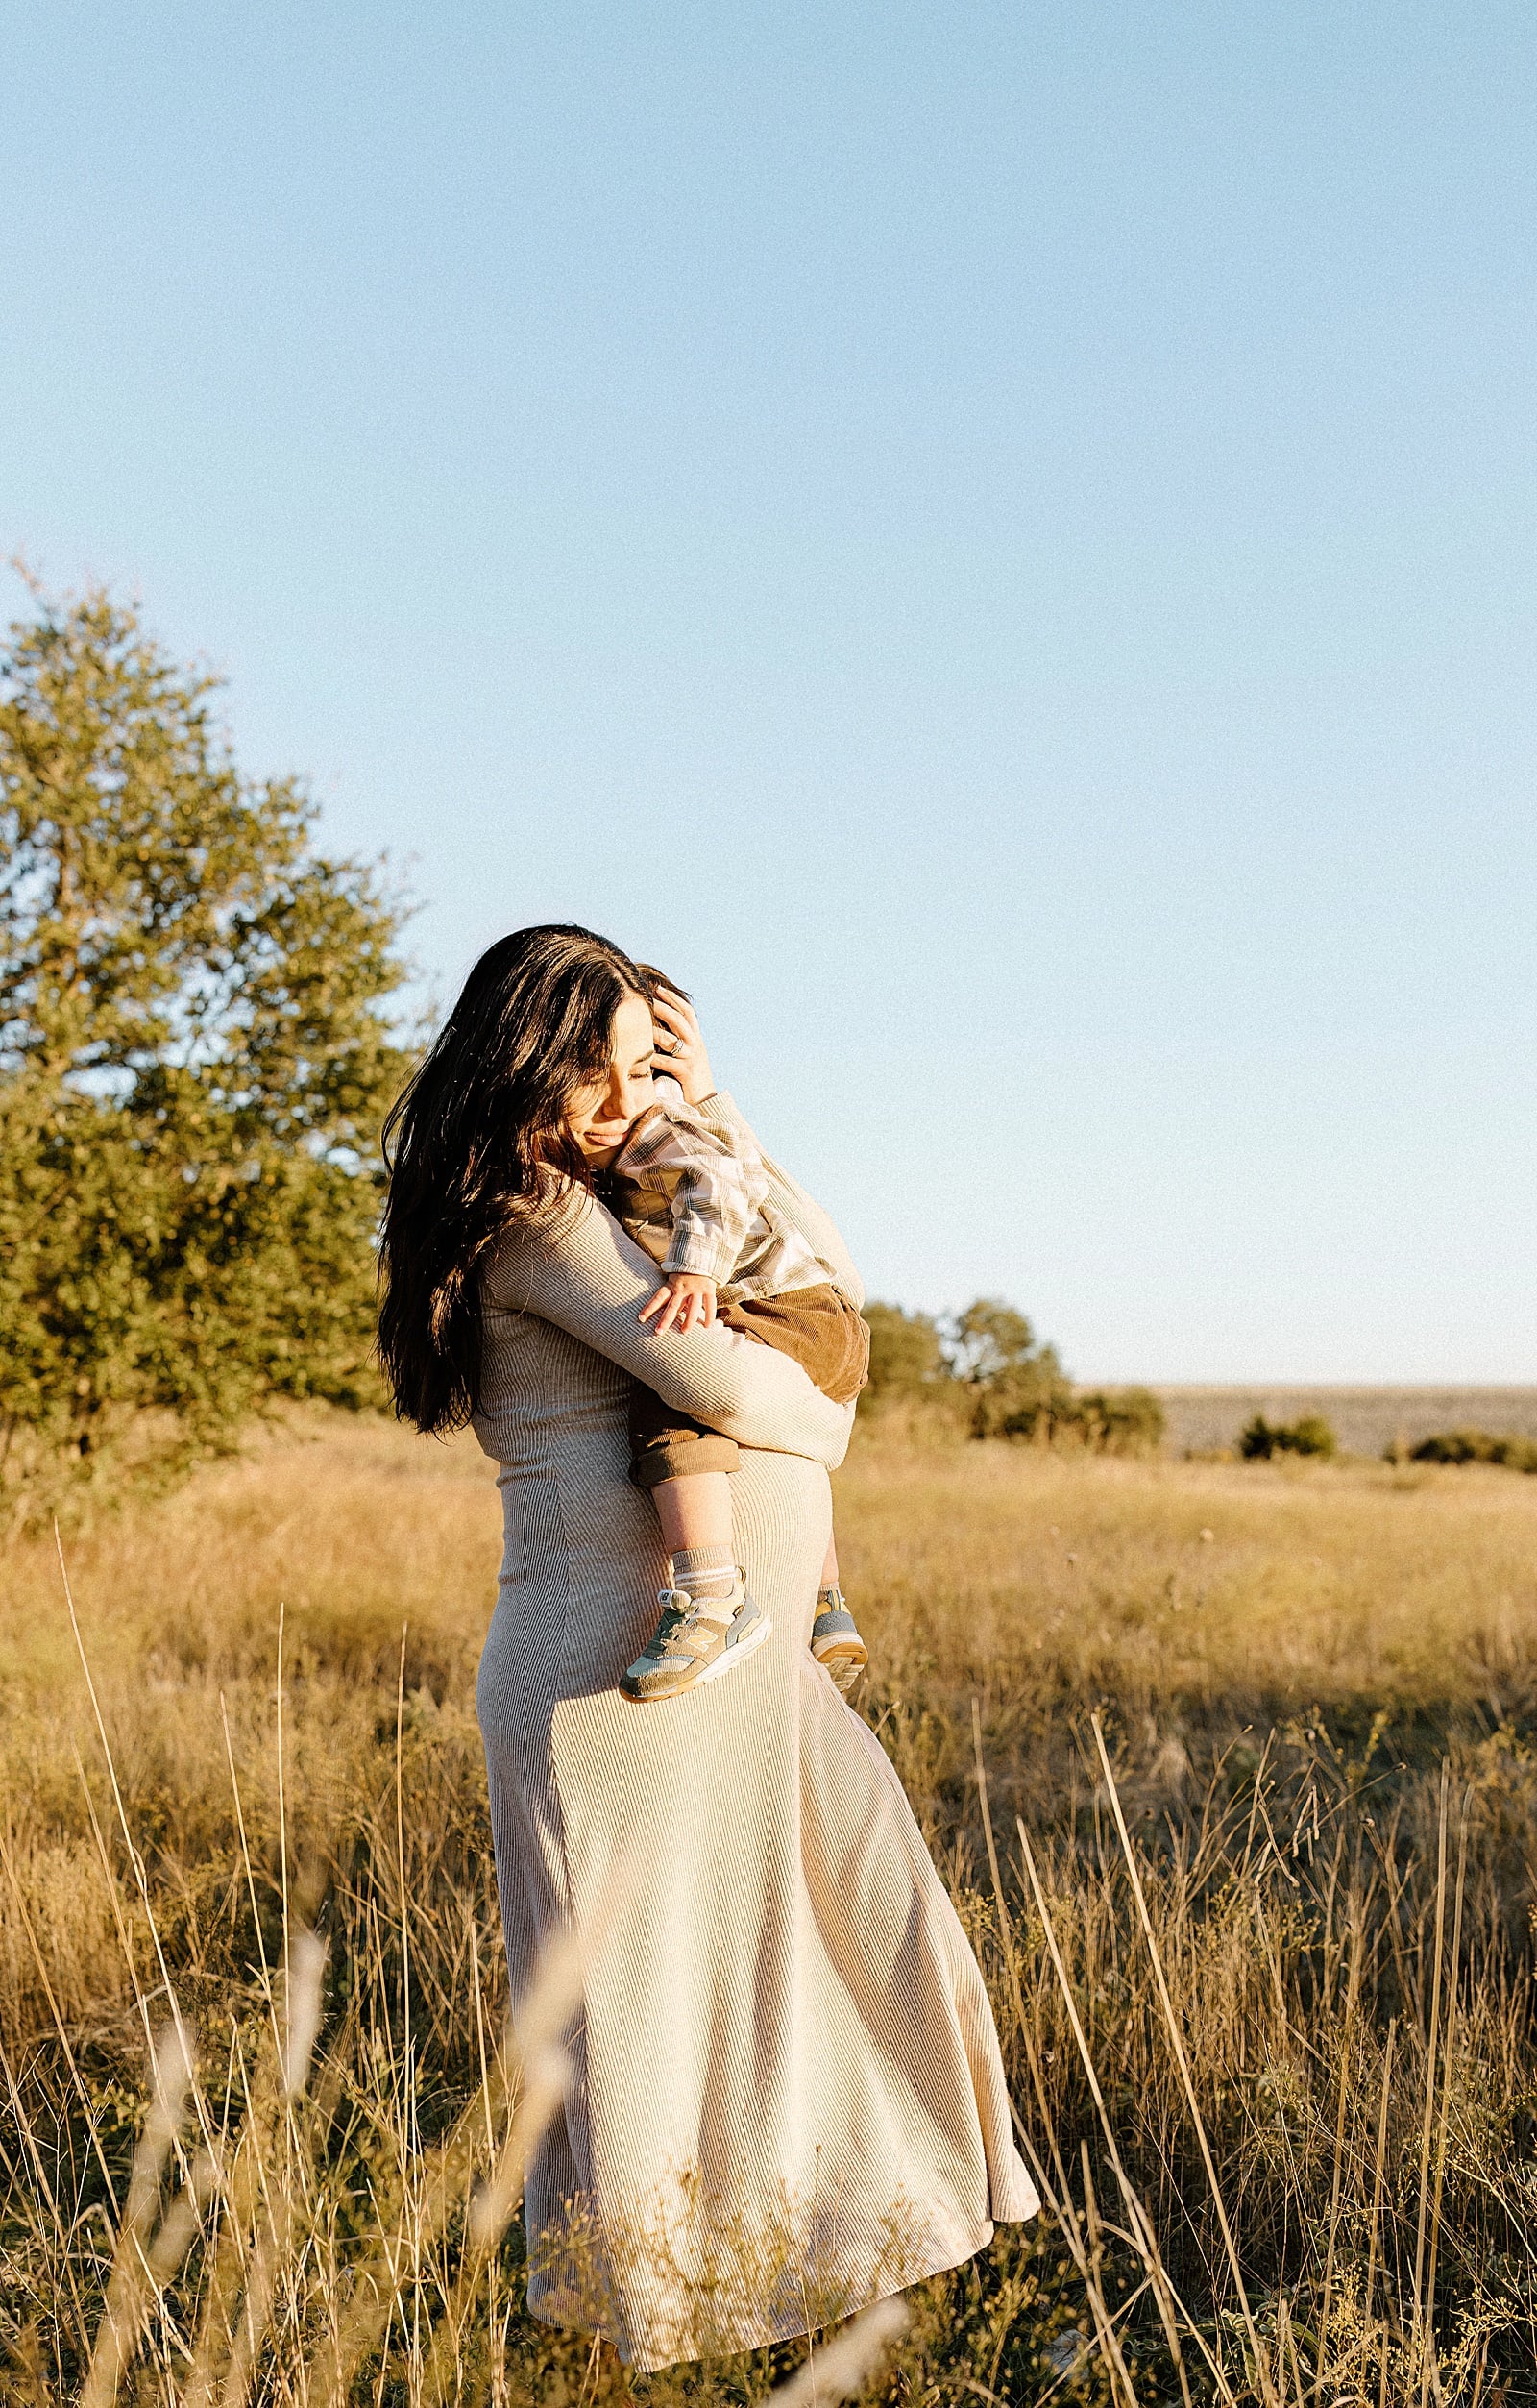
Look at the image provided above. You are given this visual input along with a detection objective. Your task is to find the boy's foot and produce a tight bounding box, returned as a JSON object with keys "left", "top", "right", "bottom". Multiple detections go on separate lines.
{"left": 620, "top": 1575, "right": 772, "bottom": 1702}
{"left": 811, "top": 1587, "right": 868, "bottom": 1697}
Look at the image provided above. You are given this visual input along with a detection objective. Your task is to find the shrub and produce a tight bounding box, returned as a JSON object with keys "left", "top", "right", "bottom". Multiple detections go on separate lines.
{"left": 1072, "top": 1387, "right": 1167, "bottom": 1456}
{"left": 1240, "top": 1414, "right": 1337, "bottom": 1462}
{"left": 1406, "top": 1429, "right": 1537, "bottom": 1474}
{"left": 973, "top": 1382, "right": 1166, "bottom": 1455}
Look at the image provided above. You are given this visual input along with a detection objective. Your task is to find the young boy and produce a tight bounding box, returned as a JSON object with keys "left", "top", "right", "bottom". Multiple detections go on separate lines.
{"left": 607, "top": 974, "right": 871, "bottom": 1704}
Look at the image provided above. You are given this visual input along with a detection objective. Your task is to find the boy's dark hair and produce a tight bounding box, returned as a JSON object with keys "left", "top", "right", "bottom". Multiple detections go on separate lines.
{"left": 634, "top": 962, "right": 691, "bottom": 1007}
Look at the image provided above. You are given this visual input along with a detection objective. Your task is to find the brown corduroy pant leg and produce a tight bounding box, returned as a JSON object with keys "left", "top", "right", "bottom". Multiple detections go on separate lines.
{"left": 628, "top": 1284, "right": 870, "bottom": 1490}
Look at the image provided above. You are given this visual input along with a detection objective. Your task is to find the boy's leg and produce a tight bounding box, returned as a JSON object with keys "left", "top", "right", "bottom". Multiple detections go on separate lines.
{"left": 652, "top": 1470, "right": 735, "bottom": 1593}
{"left": 715, "top": 1292, "right": 873, "bottom": 1697}
{"left": 622, "top": 1388, "right": 770, "bottom": 1702}
{"left": 629, "top": 1384, "right": 738, "bottom": 1600}
{"left": 810, "top": 1523, "right": 867, "bottom": 1695}
{"left": 628, "top": 1381, "right": 740, "bottom": 1490}
{"left": 715, "top": 1286, "right": 869, "bottom": 1407}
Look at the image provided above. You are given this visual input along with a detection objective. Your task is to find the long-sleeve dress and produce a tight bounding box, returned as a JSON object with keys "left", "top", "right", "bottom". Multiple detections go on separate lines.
{"left": 472, "top": 1093, "right": 1037, "bottom": 2371}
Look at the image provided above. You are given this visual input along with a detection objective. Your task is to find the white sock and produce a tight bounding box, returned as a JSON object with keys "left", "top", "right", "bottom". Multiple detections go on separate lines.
{"left": 672, "top": 1545, "right": 737, "bottom": 1612}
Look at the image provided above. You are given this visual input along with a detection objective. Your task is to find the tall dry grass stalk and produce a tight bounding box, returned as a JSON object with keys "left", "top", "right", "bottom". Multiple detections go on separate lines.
{"left": 4, "top": 1409, "right": 1537, "bottom": 2398}
{"left": 16, "top": 1563, "right": 642, "bottom": 2408}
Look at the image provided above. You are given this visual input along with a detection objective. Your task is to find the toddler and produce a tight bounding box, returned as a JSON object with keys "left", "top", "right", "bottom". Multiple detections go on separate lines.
{"left": 604, "top": 973, "right": 870, "bottom": 1704}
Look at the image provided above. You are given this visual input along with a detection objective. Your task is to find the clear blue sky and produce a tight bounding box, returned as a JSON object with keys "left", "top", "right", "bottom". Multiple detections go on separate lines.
{"left": 5, "top": 2, "right": 1533, "bottom": 1381}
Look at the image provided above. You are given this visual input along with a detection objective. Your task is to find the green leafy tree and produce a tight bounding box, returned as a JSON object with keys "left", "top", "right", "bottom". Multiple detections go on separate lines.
{"left": 947, "top": 1297, "right": 1071, "bottom": 1439}
{"left": 859, "top": 1291, "right": 1164, "bottom": 1454}
{"left": 944, "top": 1297, "right": 1045, "bottom": 1386}
{"left": 0, "top": 575, "right": 413, "bottom": 1504}
{"left": 939, "top": 1297, "right": 1163, "bottom": 1453}
{"left": 864, "top": 1300, "right": 949, "bottom": 1401}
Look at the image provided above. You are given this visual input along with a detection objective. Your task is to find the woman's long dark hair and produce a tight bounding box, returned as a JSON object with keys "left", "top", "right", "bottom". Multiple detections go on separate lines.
{"left": 378, "top": 923, "right": 652, "bottom": 1434}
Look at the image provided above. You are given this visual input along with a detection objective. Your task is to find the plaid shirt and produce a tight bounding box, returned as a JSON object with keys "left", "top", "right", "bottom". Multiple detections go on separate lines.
{"left": 608, "top": 1077, "right": 828, "bottom": 1301}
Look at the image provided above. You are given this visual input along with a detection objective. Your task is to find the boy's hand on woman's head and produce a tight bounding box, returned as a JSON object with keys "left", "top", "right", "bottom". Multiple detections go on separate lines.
{"left": 650, "top": 989, "right": 714, "bottom": 1107}
{"left": 639, "top": 1272, "right": 719, "bottom": 1336}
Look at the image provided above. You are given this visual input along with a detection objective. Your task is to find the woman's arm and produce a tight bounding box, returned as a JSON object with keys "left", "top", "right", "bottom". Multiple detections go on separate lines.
{"left": 484, "top": 1195, "right": 853, "bottom": 1467}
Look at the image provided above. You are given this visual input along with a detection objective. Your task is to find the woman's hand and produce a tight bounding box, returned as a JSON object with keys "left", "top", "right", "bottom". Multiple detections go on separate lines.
{"left": 650, "top": 988, "right": 715, "bottom": 1107}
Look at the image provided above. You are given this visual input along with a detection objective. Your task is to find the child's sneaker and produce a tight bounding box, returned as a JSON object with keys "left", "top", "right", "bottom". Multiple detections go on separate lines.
{"left": 620, "top": 1575, "right": 772, "bottom": 1702}
{"left": 810, "top": 1587, "right": 868, "bottom": 1697}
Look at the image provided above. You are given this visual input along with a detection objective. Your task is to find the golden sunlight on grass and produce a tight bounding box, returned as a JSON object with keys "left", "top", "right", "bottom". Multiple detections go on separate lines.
{"left": 2, "top": 1411, "right": 503, "bottom": 1705}
{"left": 4, "top": 1409, "right": 1537, "bottom": 2401}
{"left": 842, "top": 1425, "right": 1537, "bottom": 1720}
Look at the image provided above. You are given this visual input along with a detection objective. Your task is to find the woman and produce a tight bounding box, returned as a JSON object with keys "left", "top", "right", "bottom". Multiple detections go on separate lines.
{"left": 378, "top": 924, "right": 1037, "bottom": 2371}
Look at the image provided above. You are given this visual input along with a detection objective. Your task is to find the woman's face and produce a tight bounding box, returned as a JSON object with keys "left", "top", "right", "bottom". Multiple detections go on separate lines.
{"left": 564, "top": 991, "right": 657, "bottom": 1168}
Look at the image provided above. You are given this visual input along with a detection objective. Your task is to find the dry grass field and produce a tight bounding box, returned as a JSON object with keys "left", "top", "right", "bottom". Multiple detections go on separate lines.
{"left": 4, "top": 1408, "right": 1537, "bottom": 2403}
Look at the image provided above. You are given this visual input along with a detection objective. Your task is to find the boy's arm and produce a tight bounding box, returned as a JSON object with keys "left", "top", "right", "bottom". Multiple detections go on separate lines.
{"left": 646, "top": 984, "right": 864, "bottom": 1309}
{"left": 615, "top": 1093, "right": 769, "bottom": 1287}
{"left": 695, "top": 1093, "right": 865, "bottom": 1312}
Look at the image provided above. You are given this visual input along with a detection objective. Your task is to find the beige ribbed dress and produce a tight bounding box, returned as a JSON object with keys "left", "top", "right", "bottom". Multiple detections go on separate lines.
{"left": 473, "top": 1094, "right": 1037, "bottom": 2372}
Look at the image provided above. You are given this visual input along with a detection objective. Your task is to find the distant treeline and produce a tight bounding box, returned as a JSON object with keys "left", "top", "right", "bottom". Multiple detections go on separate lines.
{"left": 862, "top": 1297, "right": 1165, "bottom": 1453}
{"left": 1232, "top": 1414, "right": 1537, "bottom": 1473}
{"left": 1402, "top": 1429, "right": 1537, "bottom": 1474}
